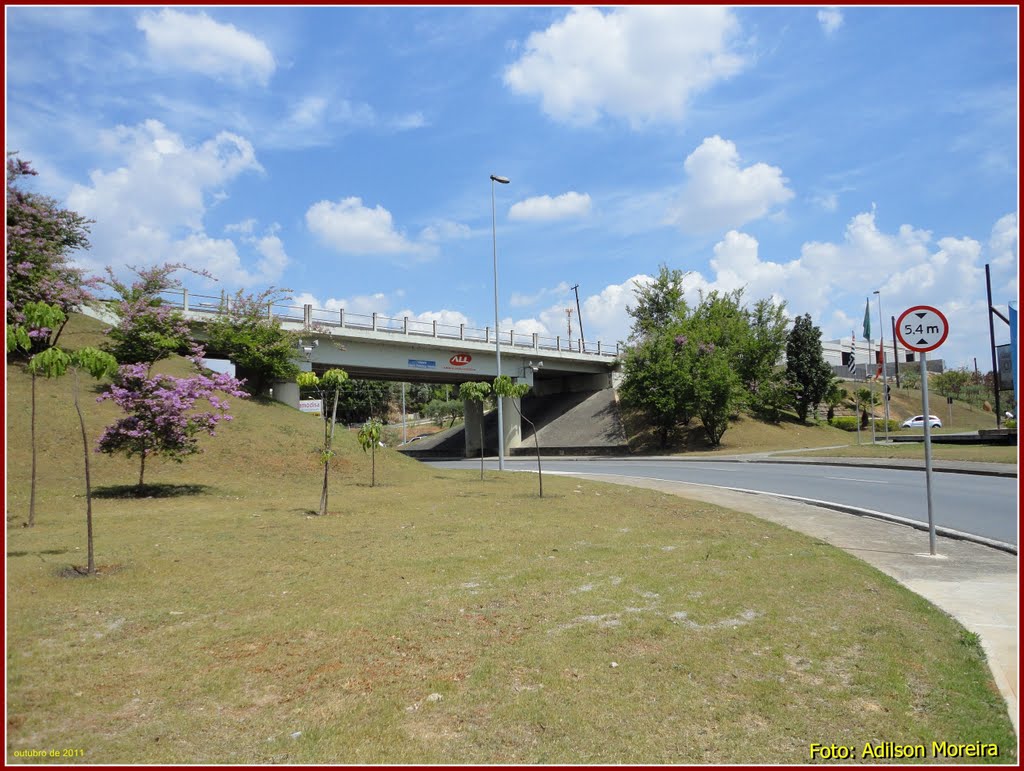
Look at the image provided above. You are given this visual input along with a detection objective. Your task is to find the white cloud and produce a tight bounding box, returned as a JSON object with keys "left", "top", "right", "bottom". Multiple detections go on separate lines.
{"left": 137, "top": 9, "right": 275, "bottom": 86}
{"left": 504, "top": 6, "right": 744, "bottom": 127}
{"left": 509, "top": 192, "right": 592, "bottom": 222}
{"left": 65, "top": 120, "right": 273, "bottom": 284}
{"left": 305, "top": 197, "right": 434, "bottom": 258}
{"left": 419, "top": 220, "right": 472, "bottom": 242}
{"left": 672, "top": 136, "right": 794, "bottom": 234}
{"left": 817, "top": 8, "right": 844, "bottom": 36}
{"left": 510, "top": 281, "right": 571, "bottom": 309}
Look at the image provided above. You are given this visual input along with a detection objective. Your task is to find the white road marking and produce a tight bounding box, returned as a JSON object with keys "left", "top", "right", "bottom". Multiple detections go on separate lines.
{"left": 826, "top": 475, "right": 890, "bottom": 484}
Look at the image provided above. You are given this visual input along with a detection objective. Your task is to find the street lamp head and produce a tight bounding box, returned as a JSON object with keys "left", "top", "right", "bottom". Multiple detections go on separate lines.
{"left": 490, "top": 175, "right": 510, "bottom": 184}
{"left": 873, "top": 290, "right": 880, "bottom": 295}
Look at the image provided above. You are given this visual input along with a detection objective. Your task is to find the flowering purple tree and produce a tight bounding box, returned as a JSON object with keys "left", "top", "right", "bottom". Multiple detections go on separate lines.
{"left": 6, "top": 154, "right": 98, "bottom": 350}
{"left": 97, "top": 364, "right": 248, "bottom": 488}
{"left": 101, "top": 263, "right": 209, "bottom": 368}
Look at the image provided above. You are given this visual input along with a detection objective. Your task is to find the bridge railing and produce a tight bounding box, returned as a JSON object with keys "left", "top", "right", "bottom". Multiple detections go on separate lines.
{"left": 154, "top": 288, "right": 621, "bottom": 357}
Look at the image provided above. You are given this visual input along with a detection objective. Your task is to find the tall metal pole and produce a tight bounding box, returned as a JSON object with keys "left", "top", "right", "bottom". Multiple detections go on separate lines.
{"left": 491, "top": 175, "right": 510, "bottom": 470}
{"left": 890, "top": 315, "right": 901, "bottom": 388}
{"left": 875, "top": 291, "right": 889, "bottom": 440}
{"left": 571, "top": 283, "right": 585, "bottom": 352}
{"left": 868, "top": 332, "right": 876, "bottom": 443}
{"left": 402, "top": 382, "right": 407, "bottom": 444}
{"left": 985, "top": 264, "right": 1002, "bottom": 428}
{"left": 920, "top": 351, "right": 937, "bottom": 555}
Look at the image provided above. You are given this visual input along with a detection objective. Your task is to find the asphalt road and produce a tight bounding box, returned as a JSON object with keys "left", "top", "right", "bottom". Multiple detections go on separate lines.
{"left": 424, "top": 458, "right": 1019, "bottom": 546}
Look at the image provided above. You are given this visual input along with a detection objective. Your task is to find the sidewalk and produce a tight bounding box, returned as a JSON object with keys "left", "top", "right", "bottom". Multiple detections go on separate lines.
{"left": 559, "top": 470, "right": 1019, "bottom": 740}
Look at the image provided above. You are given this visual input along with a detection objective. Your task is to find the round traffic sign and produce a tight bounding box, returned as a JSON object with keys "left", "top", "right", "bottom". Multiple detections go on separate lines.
{"left": 895, "top": 305, "right": 949, "bottom": 352}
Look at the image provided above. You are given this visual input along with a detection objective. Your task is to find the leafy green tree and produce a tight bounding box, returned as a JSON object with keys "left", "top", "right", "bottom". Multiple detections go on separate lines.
{"left": 333, "top": 379, "right": 394, "bottom": 424}
{"left": 357, "top": 418, "right": 384, "bottom": 487}
{"left": 7, "top": 301, "right": 68, "bottom": 526}
{"left": 423, "top": 398, "right": 464, "bottom": 427}
{"left": 29, "top": 346, "right": 118, "bottom": 574}
{"left": 493, "top": 375, "right": 543, "bottom": 497}
{"left": 739, "top": 298, "right": 790, "bottom": 419}
{"left": 458, "top": 381, "right": 491, "bottom": 480}
{"left": 855, "top": 387, "right": 875, "bottom": 428}
{"left": 824, "top": 381, "right": 846, "bottom": 422}
{"left": 932, "top": 367, "right": 974, "bottom": 400}
{"left": 688, "top": 340, "right": 743, "bottom": 446}
{"left": 620, "top": 332, "right": 693, "bottom": 447}
{"left": 626, "top": 264, "right": 689, "bottom": 342}
{"left": 204, "top": 287, "right": 300, "bottom": 396}
{"left": 297, "top": 368, "right": 350, "bottom": 515}
{"left": 786, "top": 314, "right": 834, "bottom": 422}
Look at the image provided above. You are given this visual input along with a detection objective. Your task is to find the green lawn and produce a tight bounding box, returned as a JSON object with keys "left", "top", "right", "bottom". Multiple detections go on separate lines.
{"left": 5, "top": 315, "right": 1017, "bottom": 763}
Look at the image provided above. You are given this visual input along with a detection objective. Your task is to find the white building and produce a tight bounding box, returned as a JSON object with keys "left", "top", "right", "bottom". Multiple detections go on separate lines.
{"left": 823, "top": 336, "right": 944, "bottom": 380}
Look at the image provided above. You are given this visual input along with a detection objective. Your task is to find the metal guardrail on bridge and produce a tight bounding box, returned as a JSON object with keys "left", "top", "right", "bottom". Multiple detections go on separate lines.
{"left": 155, "top": 289, "right": 622, "bottom": 358}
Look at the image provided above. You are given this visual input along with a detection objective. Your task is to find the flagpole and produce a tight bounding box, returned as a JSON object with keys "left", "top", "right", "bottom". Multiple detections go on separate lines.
{"left": 864, "top": 298, "right": 876, "bottom": 444}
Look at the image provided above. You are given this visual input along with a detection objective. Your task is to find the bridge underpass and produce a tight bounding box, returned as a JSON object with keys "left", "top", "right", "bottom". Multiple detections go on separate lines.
{"left": 145, "top": 290, "right": 623, "bottom": 456}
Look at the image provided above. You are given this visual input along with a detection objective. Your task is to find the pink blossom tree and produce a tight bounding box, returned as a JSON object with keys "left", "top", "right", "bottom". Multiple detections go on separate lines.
{"left": 97, "top": 364, "right": 248, "bottom": 489}
{"left": 6, "top": 154, "right": 98, "bottom": 350}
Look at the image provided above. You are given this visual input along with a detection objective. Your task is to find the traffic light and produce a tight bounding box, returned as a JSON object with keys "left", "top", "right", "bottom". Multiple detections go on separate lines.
{"left": 885, "top": 384, "right": 891, "bottom": 401}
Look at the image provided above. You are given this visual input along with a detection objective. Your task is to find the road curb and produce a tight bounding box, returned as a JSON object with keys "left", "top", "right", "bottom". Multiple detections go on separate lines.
{"left": 522, "top": 455, "right": 1017, "bottom": 478}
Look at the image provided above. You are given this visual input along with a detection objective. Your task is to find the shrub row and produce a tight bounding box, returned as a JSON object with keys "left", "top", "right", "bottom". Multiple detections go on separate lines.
{"left": 829, "top": 417, "right": 902, "bottom": 432}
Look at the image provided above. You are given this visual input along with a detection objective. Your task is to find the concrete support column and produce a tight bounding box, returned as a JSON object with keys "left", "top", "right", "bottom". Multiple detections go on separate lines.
{"left": 463, "top": 398, "right": 484, "bottom": 457}
{"left": 500, "top": 396, "right": 522, "bottom": 450}
{"left": 182, "top": 288, "right": 189, "bottom": 312}
{"left": 271, "top": 379, "right": 302, "bottom": 409}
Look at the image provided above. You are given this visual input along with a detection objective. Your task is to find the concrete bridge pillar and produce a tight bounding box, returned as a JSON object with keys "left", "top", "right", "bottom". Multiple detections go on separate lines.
{"left": 463, "top": 398, "right": 484, "bottom": 457}
{"left": 501, "top": 396, "right": 522, "bottom": 450}
{"left": 271, "top": 379, "right": 301, "bottom": 409}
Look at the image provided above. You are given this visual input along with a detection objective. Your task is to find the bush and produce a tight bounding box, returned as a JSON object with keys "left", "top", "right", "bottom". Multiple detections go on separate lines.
{"left": 1005, "top": 419, "right": 1016, "bottom": 429}
{"left": 829, "top": 416, "right": 859, "bottom": 431}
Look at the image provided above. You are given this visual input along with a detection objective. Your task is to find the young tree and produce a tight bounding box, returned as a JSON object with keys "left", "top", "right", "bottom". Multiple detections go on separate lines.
{"left": 424, "top": 398, "right": 464, "bottom": 427}
{"left": 296, "top": 369, "right": 349, "bottom": 515}
{"left": 29, "top": 346, "right": 118, "bottom": 574}
{"left": 204, "top": 287, "right": 300, "bottom": 396}
{"left": 786, "top": 314, "right": 834, "bottom": 422}
{"left": 458, "top": 381, "right": 492, "bottom": 480}
{"left": 7, "top": 301, "right": 68, "bottom": 526}
{"left": 97, "top": 365, "right": 248, "bottom": 488}
{"left": 6, "top": 154, "right": 97, "bottom": 345}
{"left": 357, "top": 417, "right": 384, "bottom": 487}
{"left": 101, "top": 263, "right": 207, "bottom": 368}
{"left": 493, "top": 375, "right": 543, "bottom": 497}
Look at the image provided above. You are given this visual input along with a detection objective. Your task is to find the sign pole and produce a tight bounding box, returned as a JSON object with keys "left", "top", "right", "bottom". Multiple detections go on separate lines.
{"left": 920, "top": 351, "right": 937, "bottom": 556}
{"left": 895, "top": 304, "right": 949, "bottom": 558}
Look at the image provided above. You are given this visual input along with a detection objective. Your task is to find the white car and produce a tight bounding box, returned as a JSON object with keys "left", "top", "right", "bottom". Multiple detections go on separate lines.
{"left": 902, "top": 415, "right": 942, "bottom": 429}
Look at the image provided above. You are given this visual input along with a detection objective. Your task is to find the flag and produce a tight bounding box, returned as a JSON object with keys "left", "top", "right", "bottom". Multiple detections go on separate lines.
{"left": 862, "top": 298, "right": 872, "bottom": 340}
{"left": 848, "top": 331, "right": 856, "bottom": 375}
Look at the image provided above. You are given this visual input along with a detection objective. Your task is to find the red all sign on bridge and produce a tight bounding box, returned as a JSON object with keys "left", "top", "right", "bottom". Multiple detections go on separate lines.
{"left": 448, "top": 353, "right": 473, "bottom": 366}
{"left": 895, "top": 305, "right": 949, "bottom": 353}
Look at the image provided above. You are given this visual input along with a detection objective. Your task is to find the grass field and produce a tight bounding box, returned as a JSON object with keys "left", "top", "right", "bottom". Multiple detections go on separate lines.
{"left": 5, "top": 315, "right": 1017, "bottom": 763}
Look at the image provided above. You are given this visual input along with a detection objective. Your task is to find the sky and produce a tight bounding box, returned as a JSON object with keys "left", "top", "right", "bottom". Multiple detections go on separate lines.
{"left": 5, "top": 5, "right": 1019, "bottom": 371}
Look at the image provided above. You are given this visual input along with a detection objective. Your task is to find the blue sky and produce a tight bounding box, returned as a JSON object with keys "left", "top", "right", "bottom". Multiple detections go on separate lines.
{"left": 6, "top": 5, "right": 1018, "bottom": 370}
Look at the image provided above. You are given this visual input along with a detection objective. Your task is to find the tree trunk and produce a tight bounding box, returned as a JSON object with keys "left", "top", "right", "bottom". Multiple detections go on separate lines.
{"left": 72, "top": 369, "right": 96, "bottom": 575}
{"left": 479, "top": 420, "right": 485, "bottom": 481}
{"left": 371, "top": 444, "right": 376, "bottom": 487}
{"left": 29, "top": 370, "right": 37, "bottom": 527}
{"left": 319, "top": 388, "right": 340, "bottom": 516}
{"left": 138, "top": 450, "right": 146, "bottom": 488}
{"left": 513, "top": 402, "right": 543, "bottom": 498}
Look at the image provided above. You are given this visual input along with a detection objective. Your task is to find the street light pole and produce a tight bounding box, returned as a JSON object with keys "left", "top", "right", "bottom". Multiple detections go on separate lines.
{"left": 874, "top": 290, "right": 889, "bottom": 441}
{"left": 490, "top": 174, "right": 510, "bottom": 471}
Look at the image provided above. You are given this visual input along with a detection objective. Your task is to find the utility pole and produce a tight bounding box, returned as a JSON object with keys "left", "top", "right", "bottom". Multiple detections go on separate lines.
{"left": 570, "top": 284, "right": 585, "bottom": 352}
{"left": 986, "top": 264, "right": 1002, "bottom": 427}
{"left": 565, "top": 307, "right": 574, "bottom": 341}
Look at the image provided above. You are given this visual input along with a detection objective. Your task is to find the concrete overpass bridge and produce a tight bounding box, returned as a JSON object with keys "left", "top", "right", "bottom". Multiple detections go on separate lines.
{"left": 159, "top": 289, "right": 623, "bottom": 455}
